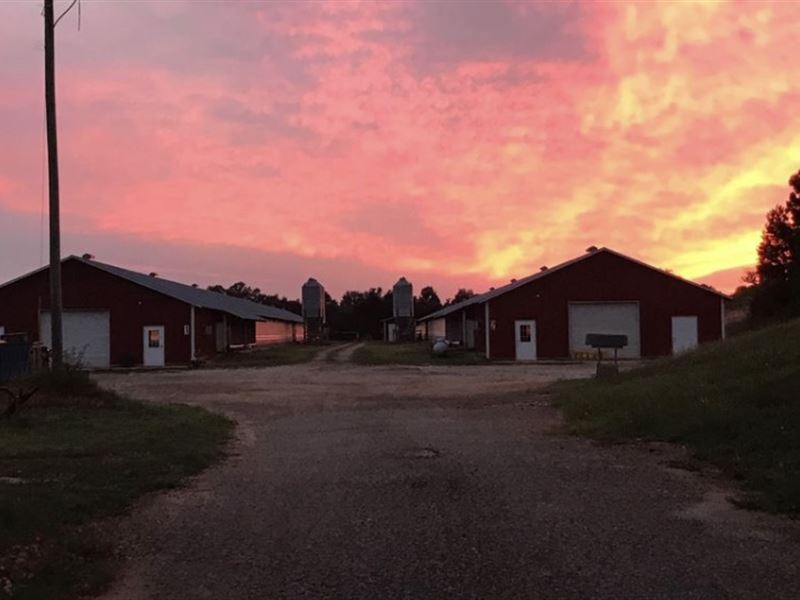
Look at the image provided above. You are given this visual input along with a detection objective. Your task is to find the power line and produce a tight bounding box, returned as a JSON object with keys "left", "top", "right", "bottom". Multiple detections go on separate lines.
{"left": 53, "top": 0, "right": 79, "bottom": 29}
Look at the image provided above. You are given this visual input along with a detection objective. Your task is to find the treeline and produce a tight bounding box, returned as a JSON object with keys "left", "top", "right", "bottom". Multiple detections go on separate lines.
{"left": 208, "top": 282, "right": 302, "bottom": 315}
{"left": 736, "top": 168, "right": 800, "bottom": 323}
{"left": 208, "top": 282, "right": 478, "bottom": 339}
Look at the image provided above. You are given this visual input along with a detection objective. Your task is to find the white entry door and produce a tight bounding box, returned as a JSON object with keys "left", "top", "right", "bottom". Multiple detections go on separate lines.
{"left": 671, "top": 316, "right": 698, "bottom": 354}
{"left": 143, "top": 326, "right": 165, "bottom": 367}
{"left": 515, "top": 320, "right": 537, "bottom": 361}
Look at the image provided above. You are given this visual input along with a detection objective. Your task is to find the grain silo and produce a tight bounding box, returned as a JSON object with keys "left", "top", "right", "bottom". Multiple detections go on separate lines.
{"left": 393, "top": 277, "right": 414, "bottom": 318}
{"left": 302, "top": 278, "right": 326, "bottom": 341}
{"left": 388, "top": 277, "right": 415, "bottom": 342}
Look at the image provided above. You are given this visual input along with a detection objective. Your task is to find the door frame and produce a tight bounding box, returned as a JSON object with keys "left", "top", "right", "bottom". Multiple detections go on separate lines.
{"left": 514, "top": 319, "right": 537, "bottom": 361}
{"left": 671, "top": 315, "right": 699, "bottom": 354}
{"left": 142, "top": 325, "right": 166, "bottom": 367}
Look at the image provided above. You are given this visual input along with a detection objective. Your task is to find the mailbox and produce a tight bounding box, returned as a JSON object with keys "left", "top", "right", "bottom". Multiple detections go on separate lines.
{"left": 585, "top": 333, "right": 628, "bottom": 377}
{"left": 585, "top": 334, "right": 628, "bottom": 349}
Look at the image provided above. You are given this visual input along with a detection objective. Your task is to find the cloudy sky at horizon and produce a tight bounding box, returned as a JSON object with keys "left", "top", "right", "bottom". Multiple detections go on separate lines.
{"left": 1, "top": 0, "right": 796, "bottom": 299}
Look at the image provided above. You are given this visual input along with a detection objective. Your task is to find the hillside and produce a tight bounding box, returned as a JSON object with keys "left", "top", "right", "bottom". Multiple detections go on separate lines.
{"left": 553, "top": 319, "right": 800, "bottom": 514}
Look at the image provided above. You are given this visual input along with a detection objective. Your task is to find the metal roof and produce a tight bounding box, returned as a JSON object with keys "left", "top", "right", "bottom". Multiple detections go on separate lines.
{"left": 74, "top": 256, "right": 303, "bottom": 323}
{"left": 418, "top": 247, "right": 729, "bottom": 322}
{"left": 417, "top": 293, "right": 484, "bottom": 323}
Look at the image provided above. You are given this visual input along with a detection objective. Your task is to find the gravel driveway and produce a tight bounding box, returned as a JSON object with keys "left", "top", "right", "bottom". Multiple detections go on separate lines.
{"left": 95, "top": 361, "right": 800, "bottom": 599}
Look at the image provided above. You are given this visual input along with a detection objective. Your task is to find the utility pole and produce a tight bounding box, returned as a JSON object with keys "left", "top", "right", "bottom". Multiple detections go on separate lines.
{"left": 44, "top": 0, "right": 63, "bottom": 369}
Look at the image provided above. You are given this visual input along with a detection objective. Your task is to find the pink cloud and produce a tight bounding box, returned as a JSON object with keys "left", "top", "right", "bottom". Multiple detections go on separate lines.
{"left": 0, "top": 1, "right": 794, "bottom": 297}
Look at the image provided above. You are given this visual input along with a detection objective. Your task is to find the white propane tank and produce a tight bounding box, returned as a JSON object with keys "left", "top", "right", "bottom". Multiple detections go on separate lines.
{"left": 432, "top": 340, "right": 448, "bottom": 355}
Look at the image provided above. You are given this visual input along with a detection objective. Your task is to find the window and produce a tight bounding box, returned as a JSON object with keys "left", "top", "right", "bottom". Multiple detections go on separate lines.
{"left": 183, "top": 324, "right": 190, "bottom": 336}
{"left": 519, "top": 324, "right": 531, "bottom": 342}
{"left": 0, "top": 325, "right": 5, "bottom": 340}
{"left": 148, "top": 329, "right": 161, "bottom": 348}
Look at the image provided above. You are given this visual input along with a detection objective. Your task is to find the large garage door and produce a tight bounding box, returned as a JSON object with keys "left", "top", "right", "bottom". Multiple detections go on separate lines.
{"left": 40, "top": 311, "right": 111, "bottom": 368}
{"left": 568, "top": 302, "right": 641, "bottom": 359}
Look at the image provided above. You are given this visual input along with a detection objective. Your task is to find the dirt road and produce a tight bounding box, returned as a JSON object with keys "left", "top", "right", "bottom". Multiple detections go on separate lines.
{"left": 96, "top": 362, "right": 800, "bottom": 599}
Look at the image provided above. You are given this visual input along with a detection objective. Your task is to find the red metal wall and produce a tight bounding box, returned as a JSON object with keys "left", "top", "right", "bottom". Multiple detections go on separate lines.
{"left": 0, "top": 260, "right": 194, "bottom": 366}
{"left": 255, "top": 320, "right": 299, "bottom": 344}
{"left": 442, "top": 304, "right": 486, "bottom": 351}
{"left": 466, "top": 303, "right": 486, "bottom": 353}
{"left": 194, "top": 307, "right": 221, "bottom": 360}
{"left": 229, "top": 318, "right": 256, "bottom": 346}
{"left": 484, "top": 251, "right": 724, "bottom": 360}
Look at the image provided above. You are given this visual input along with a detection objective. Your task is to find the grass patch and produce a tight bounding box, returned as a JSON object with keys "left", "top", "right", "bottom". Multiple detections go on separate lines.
{"left": 205, "top": 342, "right": 322, "bottom": 368}
{"left": 552, "top": 318, "right": 800, "bottom": 514}
{"left": 352, "top": 341, "right": 488, "bottom": 366}
{"left": 0, "top": 370, "right": 234, "bottom": 599}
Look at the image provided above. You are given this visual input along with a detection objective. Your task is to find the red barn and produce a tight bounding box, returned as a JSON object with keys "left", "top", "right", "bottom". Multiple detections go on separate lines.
{"left": 417, "top": 247, "right": 729, "bottom": 360}
{"left": 0, "top": 255, "right": 303, "bottom": 368}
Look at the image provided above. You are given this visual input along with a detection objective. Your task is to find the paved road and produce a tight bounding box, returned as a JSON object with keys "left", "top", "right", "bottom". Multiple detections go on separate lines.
{"left": 97, "top": 362, "right": 800, "bottom": 600}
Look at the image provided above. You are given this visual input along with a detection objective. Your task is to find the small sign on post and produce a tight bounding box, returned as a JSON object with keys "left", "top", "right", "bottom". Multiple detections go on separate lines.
{"left": 585, "top": 333, "right": 628, "bottom": 377}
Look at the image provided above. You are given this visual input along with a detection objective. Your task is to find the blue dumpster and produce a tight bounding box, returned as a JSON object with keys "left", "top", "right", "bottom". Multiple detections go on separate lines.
{"left": 0, "top": 341, "right": 31, "bottom": 382}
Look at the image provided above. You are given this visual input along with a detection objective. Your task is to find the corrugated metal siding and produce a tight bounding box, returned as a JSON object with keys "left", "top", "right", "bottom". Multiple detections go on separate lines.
{"left": 487, "top": 251, "right": 723, "bottom": 360}
{"left": 228, "top": 318, "right": 255, "bottom": 346}
{"left": 431, "top": 304, "right": 485, "bottom": 350}
{"left": 0, "top": 260, "right": 193, "bottom": 366}
{"left": 445, "top": 314, "right": 462, "bottom": 341}
{"left": 0, "top": 260, "right": 305, "bottom": 365}
{"left": 194, "top": 307, "right": 222, "bottom": 359}
{"left": 255, "top": 320, "right": 297, "bottom": 344}
{"left": 426, "top": 318, "right": 446, "bottom": 339}
{"left": 466, "top": 304, "right": 486, "bottom": 353}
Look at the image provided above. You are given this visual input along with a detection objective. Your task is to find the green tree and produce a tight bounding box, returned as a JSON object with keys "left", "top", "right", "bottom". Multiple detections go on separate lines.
{"left": 414, "top": 286, "right": 442, "bottom": 317}
{"left": 208, "top": 282, "right": 301, "bottom": 314}
{"left": 749, "top": 170, "right": 800, "bottom": 320}
{"left": 211, "top": 281, "right": 259, "bottom": 301}
{"left": 334, "top": 288, "right": 388, "bottom": 339}
{"left": 449, "top": 288, "right": 476, "bottom": 305}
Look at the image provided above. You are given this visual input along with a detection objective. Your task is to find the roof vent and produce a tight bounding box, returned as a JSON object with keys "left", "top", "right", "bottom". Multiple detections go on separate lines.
{"left": 540, "top": 265, "right": 548, "bottom": 271}
{"left": 191, "top": 283, "right": 198, "bottom": 288}
{"left": 510, "top": 278, "right": 517, "bottom": 283}
{"left": 586, "top": 245, "right": 598, "bottom": 253}
{"left": 82, "top": 253, "right": 95, "bottom": 260}
{"left": 149, "top": 272, "right": 158, "bottom": 278}
{"left": 489, "top": 287, "right": 495, "bottom": 291}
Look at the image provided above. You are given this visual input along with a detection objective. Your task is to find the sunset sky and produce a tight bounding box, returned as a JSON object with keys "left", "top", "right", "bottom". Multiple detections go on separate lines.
{"left": 1, "top": 0, "right": 796, "bottom": 299}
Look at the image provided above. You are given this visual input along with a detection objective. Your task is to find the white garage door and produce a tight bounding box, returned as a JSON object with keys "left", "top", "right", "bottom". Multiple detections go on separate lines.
{"left": 568, "top": 302, "right": 641, "bottom": 359}
{"left": 40, "top": 311, "right": 111, "bottom": 368}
